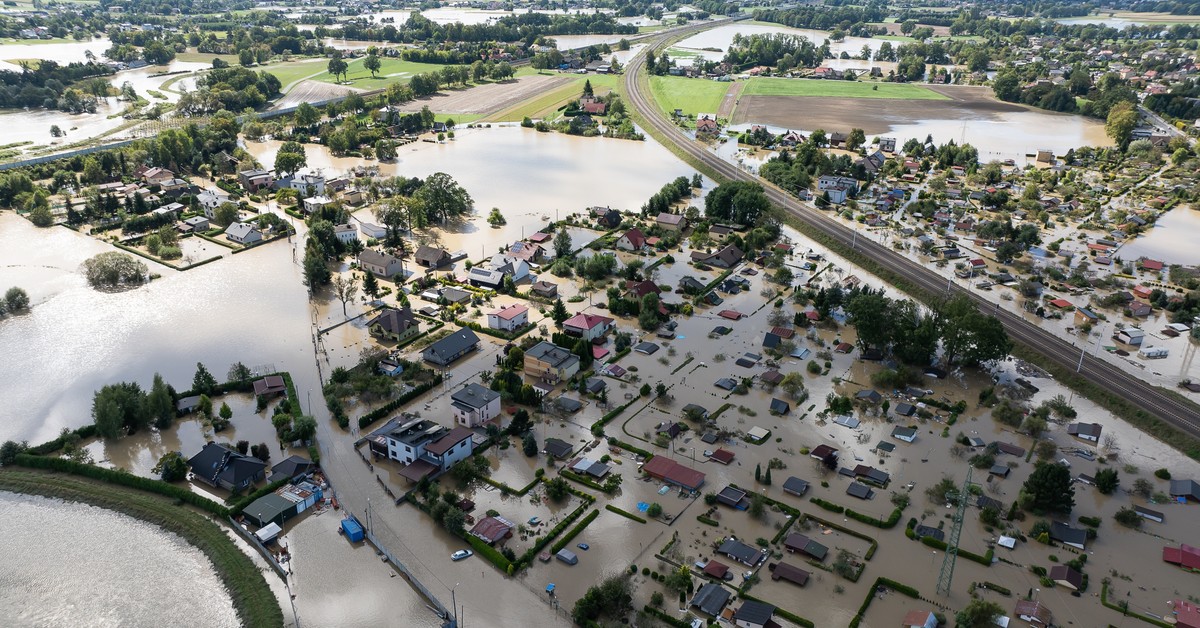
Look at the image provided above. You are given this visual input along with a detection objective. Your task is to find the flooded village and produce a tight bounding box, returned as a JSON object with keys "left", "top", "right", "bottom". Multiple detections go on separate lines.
{"left": 3, "top": 1, "right": 1200, "bottom": 628}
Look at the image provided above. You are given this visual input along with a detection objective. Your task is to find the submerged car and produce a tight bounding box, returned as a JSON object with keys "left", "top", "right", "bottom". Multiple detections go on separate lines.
{"left": 451, "top": 549, "right": 473, "bottom": 561}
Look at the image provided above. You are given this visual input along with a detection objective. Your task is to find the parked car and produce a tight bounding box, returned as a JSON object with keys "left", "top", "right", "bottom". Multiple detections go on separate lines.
{"left": 451, "top": 549, "right": 473, "bottom": 561}
{"left": 577, "top": 543, "right": 589, "bottom": 551}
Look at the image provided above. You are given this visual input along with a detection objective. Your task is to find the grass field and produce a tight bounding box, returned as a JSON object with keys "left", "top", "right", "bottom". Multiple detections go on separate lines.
{"left": 742, "top": 78, "right": 949, "bottom": 100}
{"left": 174, "top": 51, "right": 240, "bottom": 65}
{"left": 0, "top": 468, "right": 283, "bottom": 628}
{"left": 486, "top": 72, "right": 622, "bottom": 122}
{"left": 648, "top": 75, "right": 732, "bottom": 116}
{"left": 260, "top": 59, "right": 330, "bottom": 88}
{"left": 307, "top": 57, "right": 450, "bottom": 91}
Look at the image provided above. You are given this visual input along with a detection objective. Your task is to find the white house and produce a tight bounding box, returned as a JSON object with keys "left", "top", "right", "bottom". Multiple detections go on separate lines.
{"left": 369, "top": 417, "right": 474, "bottom": 472}
{"left": 197, "top": 189, "right": 229, "bottom": 219}
{"left": 615, "top": 228, "right": 647, "bottom": 251}
{"left": 282, "top": 172, "right": 326, "bottom": 196}
{"left": 487, "top": 256, "right": 531, "bottom": 282}
{"left": 563, "top": 313, "right": 614, "bottom": 341}
{"left": 450, "top": 383, "right": 501, "bottom": 428}
{"left": 487, "top": 304, "right": 529, "bottom": 332}
{"left": 358, "top": 249, "right": 404, "bottom": 279}
{"left": 334, "top": 223, "right": 358, "bottom": 244}
{"left": 225, "top": 222, "right": 263, "bottom": 245}
{"left": 303, "top": 195, "right": 333, "bottom": 214}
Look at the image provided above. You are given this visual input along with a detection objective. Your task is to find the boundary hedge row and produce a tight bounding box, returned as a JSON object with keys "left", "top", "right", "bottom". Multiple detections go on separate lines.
{"left": 919, "top": 535, "right": 994, "bottom": 566}
{"left": 228, "top": 477, "right": 291, "bottom": 514}
{"left": 551, "top": 508, "right": 599, "bottom": 553}
{"left": 810, "top": 498, "right": 844, "bottom": 514}
{"left": 845, "top": 505, "right": 904, "bottom": 529}
{"left": 357, "top": 375, "right": 443, "bottom": 430}
{"left": 848, "top": 577, "right": 919, "bottom": 628}
{"left": 605, "top": 504, "right": 647, "bottom": 523}
{"left": 642, "top": 606, "right": 691, "bottom": 628}
{"left": 1100, "top": 582, "right": 1173, "bottom": 627}
{"left": 467, "top": 533, "right": 513, "bottom": 572}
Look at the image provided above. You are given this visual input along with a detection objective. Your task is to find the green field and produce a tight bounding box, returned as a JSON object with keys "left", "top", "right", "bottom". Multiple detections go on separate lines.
{"left": 174, "top": 51, "right": 241, "bottom": 65}
{"left": 648, "top": 75, "right": 732, "bottom": 116}
{"left": 487, "top": 72, "right": 623, "bottom": 122}
{"left": 307, "top": 57, "right": 451, "bottom": 90}
{"left": 742, "top": 78, "right": 949, "bottom": 100}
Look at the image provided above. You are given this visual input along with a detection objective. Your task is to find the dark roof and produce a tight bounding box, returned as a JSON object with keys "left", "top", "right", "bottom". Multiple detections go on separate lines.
{"left": 783, "top": 476, "right": 809, "bottom": 496}
{"left": 187, "top": 442, "right": 265, "bottom": 488}
{"left": 717, "top": 538, "right": 762, "bottom": 566}
{"left": 993, "top": 441, "right": 1026, "bottom": 456}
{"left": 271, "top": 455, "right": 316, "bottom": 480}
{"left": 783, "top": 533, "right": 827, "bottom": 560}
{"left": 770, "top": 398, "right": 790, "bottom": 414}
{"left": 811, "top": 444, "right": 838, "bottom": 461}
{"left": 414, "top": 245, "right": 450, "bottom": 265}
{"left": 913, "top": 525, "right": 944, "bottom": 542}
{"left": 451, "top": 383, "right": 500, "bottom": 410}
{"left": 847, "top": 482, "right": 874, "bottom": 499}
{"left": 769, "top": 562, "right": 810, "bottom": 586}
{"left": 423, "top": 328, "right": 480, "bottom": 364}
{"left": 894, "top": 402, "right": 916, "bottom": 416}
{"left": 715, "top": 378, "right": 737, "bottom": 391}
{"left": 555, "top": 396, "right": 583, "bottom": 413}
{"left": 425, "top": 426, "right": 473, "bottom": 456}
{"left": 702, "top": 560, "right": 729, "bottom": 579}
{"left": 989, "top": 464, "right": 1011, "bottom": 477}
{"left": 543, "top": 437, "right": 573, "bottom": 458}
{"left": 691, "top": 582, "right": 731, "bottom": 616}
{"left": 976, "top": 495, "right": 1004, "bottom": 511}
{"left": 253, "top": 375, "right": 287, "bottom": 396}
{"left": 734, "top": 600, "right": 775, "bottom": 625}
{"left": 1050, "top": 521, "right": 1087, "bottom": 547}
{"left": 762, "top": 332, "right": 781, "bottom": 348}
{"left": 717, "top": 486, "right": 747, "bottom": 507}
{"left": 1049, "top": 565, "right": 1083, "bottom": 589}
{"left": 469, "top": 515, "right": 514, "bottom": 543}
{"left": 368, "top": 307, "right": 419, "bottom": 336}
{"left": 853, "top": 465, "right": 890, "bottom": 486}
{"left": 855, "top": 389, "right": 882, "bottom": 403}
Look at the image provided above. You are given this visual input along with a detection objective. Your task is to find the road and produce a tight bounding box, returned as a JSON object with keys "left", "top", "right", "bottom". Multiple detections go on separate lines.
{"left": 623, "top": 27, "right": 1200, "bottom": 437}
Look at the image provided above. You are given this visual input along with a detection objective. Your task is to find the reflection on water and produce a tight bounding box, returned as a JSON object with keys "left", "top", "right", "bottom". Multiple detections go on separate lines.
{"left": 0, "top": 491, "right": 239, "bottom": 627}
{"left": 1115, "top": 207, "right": 1200, "bottom": 266}
{"left": 885, "top": 109, "right": 1111, "bottom": 163}
{"left": 0, "top": 37, "right": 112, "bottom": 71}
{"left": 674, "top": 23, "right": 891, "bottom": 61}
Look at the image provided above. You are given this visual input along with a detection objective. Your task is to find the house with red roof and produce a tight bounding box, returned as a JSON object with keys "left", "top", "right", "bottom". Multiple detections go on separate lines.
{"left": 1170, "top": 600, "right": 1200, "bottom": 628}
{"left": 487, "top": 304, "right": 529, "bottom": 332}
{"left": 641, "top": 455, "right": 706, "bottom": 491}
{"left": 616, "top": 228, "right": 648, "bottom": 251}
{"left": 1141, "top": 258, "right": 1164, "bottom": 272}
{"left": 1133, "top": 285, "right": 1154, "bottom": 301}
{"left": 1163, "top": 544, "right": 1200, "bottom": 572}
{"left": 709, "top": 448, "right": 734, "bottom": 465}
{"left": 563, "top": 313, "right": 613, "bottom": 341}
{"left": 1048, "top": 298, "right": 1073, "bottom": 310}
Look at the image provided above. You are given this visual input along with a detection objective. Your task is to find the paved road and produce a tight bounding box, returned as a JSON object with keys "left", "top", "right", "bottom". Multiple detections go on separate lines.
{"left": 623, "top": 27, "right": 1200, "bottom": 437}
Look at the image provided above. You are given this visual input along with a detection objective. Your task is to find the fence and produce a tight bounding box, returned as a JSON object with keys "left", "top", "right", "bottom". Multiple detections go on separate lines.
{"left": 227, "top": 516, "right": 289, "bottom": 580}
{"left": 347, "top": 507, "right": 450, "bottom": 620}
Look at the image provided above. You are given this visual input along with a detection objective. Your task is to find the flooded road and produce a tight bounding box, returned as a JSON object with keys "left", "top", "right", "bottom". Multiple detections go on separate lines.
{"left": 0, "top": 491, "right": 239, "bottom": 627}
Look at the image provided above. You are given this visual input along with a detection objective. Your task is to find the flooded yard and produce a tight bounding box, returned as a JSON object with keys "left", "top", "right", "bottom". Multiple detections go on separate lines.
{"left": 1115, "top": 206, "right": 1200, "bottom": 266}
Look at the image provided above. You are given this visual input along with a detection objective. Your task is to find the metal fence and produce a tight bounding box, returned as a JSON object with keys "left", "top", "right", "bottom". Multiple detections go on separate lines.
{"left": 348, "top": 507, "right": 450, "bottom": 620}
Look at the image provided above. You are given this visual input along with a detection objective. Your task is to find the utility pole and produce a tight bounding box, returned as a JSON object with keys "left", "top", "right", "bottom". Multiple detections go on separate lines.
{"left": 937, "top": 467, "right": 973, "bottom": 596}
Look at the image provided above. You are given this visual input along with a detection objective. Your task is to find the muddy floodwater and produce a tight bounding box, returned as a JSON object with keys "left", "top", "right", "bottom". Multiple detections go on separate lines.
{"left": 673, "top": 22, "right": 893, "bottom": 62}
{"left": 0, "top": 491, "right": 239, "bottom": 627}
{"left": 1116, "top": 206, "right": 1200, "bottom": 266}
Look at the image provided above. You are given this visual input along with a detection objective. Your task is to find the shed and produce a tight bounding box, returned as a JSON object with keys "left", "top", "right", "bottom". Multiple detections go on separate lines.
{"left": 782, "top": 477, "right": 809, "bottom": 497}
{"left": 1050, "top": 565, "right": 1083, "bottom": 590}
{"left": 709, "top": 448, "right": 735, "bottom": 465}
{"left": 254, "top": 522, "right": 282, "bottom": 543}
{"left": 1135, "top": 505, "right": 1164, "bottom": 523}
{"left": 989, "top": 464, "right": 1011, "bottom": 478}
{"left": 243, "top": 493, "right": 297, "bottom": 527}
{"left": 769, "top": 398, "right": 790, "bottom": 415}
{"left": 717, "top": 486, "right": 749, "bottom": 509}
{"left": 768, "top": 562, "right": 810, "bottom": 586}
{"left": 891, "top": 426, "right": 917, "bottom": 443}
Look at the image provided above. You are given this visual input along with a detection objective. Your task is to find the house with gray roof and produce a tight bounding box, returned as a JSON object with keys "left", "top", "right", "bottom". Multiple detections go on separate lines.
{"left": 188, "top": 442, "right": 266, "bottom": 491}
{"left": 422, "top": 328, "right": 480, "bottom": 366}
{"left": 718, "top": 538, "right": 764, "bottom": 566}
{"left": 690, "top": 582, "right": 731, "bottom": 617}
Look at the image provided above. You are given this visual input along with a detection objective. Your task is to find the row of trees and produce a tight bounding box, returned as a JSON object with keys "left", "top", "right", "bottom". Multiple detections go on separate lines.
{"left": 842, "top": 289, "right": 1012, "bottom": 367}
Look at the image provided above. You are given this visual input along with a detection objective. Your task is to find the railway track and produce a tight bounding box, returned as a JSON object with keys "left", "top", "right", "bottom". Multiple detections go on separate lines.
{"left": 623, "top": 25, "right": 1200, "bottom": 437}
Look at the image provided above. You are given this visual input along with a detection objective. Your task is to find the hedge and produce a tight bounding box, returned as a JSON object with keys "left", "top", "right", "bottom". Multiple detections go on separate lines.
{"left": 608, "top": 437, "right": 651, "bottom": 460}
{"left": 592, "top": 397, "right": 640, "bottom": 434}
{"left": 515, "top": 499, "right": 593, "bottom": 571}
{"left": 697, "top": 515, "right": 719, "bottom": 526}
{"left": 26, "top": 425, "right": 98, "bottom": 456}
{"left": 805, "top": 513, "right": 879, "bottom": 561}
{"left": 845, "top": 505, "right": 904, "bottom": 529}
{"left": 1100, "top": 582, "right": 1173, "bottom": 627}
{"left": 13, "top": 454, "right": 230, "bottom": 517}
{"left": 357, "top": 375, "right": 443, "bottom": 429}
{"left": 560, "top": 468, "right": 610, "bottom": 493}
{"left": 605, "top": 504, "right": 647, "bottom": 523}
{"left": 919, "top": 535, "right": 994, "bottom": 566}
{"left": 642, "top": 606, "right": 692, "bottom": 628}
{"left": 551, "top": 508, "right": 599, "bottom": 553}
{"left": 478, "top": 474, "right": 541, "bottom": 497}
{"left": 466, "top": 533, "right": 513, "bottom": 572}
{"left": 810, "top": 498, "right": 845, "bottom": 514}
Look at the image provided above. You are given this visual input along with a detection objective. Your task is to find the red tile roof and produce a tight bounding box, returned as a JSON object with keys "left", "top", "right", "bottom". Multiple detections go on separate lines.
{"left": 490, "top": 304, "right": 528, "bottom": 320}
{"left": 718, "top": 310, "right": 744, "bottom": 320}
{"left": 703, "top": 560, "right": 729, "bottom": 579}
{"left": 1048, "top": 298, "right": 1072, "bottom": 309}
{"left": 642, "top": 455, "right": 706, "bottom": 490}
{"left": 1164, "top": 544, "right": 1200, "bottom": 570}
{"left": 710, "top": 449, "right": 734, "bottom": 464}
{"left": 563, "top": 313, "right": 613, "bottom": 330}
{"left": 770, "top": 326, "right": 794, "bottom": 339}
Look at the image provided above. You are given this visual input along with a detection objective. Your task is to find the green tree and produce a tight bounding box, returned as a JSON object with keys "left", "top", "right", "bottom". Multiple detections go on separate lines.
{"left": 414, "top": 172, "right": 472, "bottom": 223}
{"left": 146, "top": 373, "right": 175, "bottom": 430}
{"left": 374, "top": 139, "right": 396, "bottom": 161}
{"left": 303, "top": 241, "right": 331, "bottom": 288}
{"left": 1114, "top": 506, "right": 1142, "bottom": 528}
{"left": 647, "top": 502, "right": 663, "bottom": 517}
{"left": 29, "top": 205, "right": 53, "bottom": 227}
{"left": 1021, "top": 462, "right": 1075, "bottom": 514}
{"left": 955, "top": 599, "right": 1005, "bottom": 628}
{"left": 662, "top": 565, "right": 691, "bottom": 595}
{"left": 331, "top": 274, "right": 358, "bottom": 316}
{"left": 92, "top": 382, "right": 149, "bottom": 438}
{"left": 294, "top": 101, "right": 319, "bottom": 127}
{"left": 755, "top": 463, "right": 762, "bottom": 482}
{"left": 846, "top": 291, "right": 893, "bottom": 350}
{"left": 362, "top": 270, "right": 380, "bottom": 299}
{"left": 327, "top": 53, "right": 349, "bottom": 83}
{"left": 5, "top": 287, "right": 30, "bottom": 312}
{"left": 192, "top": 362, "right": 218, "bottom": 395}
{"left": 152, "top": 451, "right": 189, "bottom": 482}
{"left": 1, "top": 440, "right": 28, "bottom": 466}
{"left": 1105, "top": 101, "right": 1138, "bottom": 149}
{"left": 364, "top": 53, "right": 382, "bottom": 78}
{"left": 704, "top": 181, "right": 772, "bottom": 225}
{"left": 545, "top": 476, "right": 570, "bottom": 502}
{"left": 522, "top": 433, "right": 538, "bottom": 457}
{"left": 846, "top": 127, "right": 866, "bottom": 151}
{"left": 1095, "top": 468, "right": 1119, "bottom": 495}
{"left": 213, "top": 202, "right": 239, "bottom": 227}
{"left": 553, "top": 227, "right": 573, "bottom": 258}
{"left": 274, "top": 150, "right": 306, "bottom": 178}
{"left": 227, "top": 362, "right": 252, "bottom": 384}
{"left": 551, "top": 298, "right": 569, "bottom": 325}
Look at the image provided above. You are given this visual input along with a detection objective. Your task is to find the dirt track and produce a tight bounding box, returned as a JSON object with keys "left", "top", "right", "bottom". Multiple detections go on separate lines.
{"left": 272, "top": 80, "right": 365, "bottom": 110}
{"left": 731, "top": 84, "right": 1029, "bottom": 134}
{"left": 394, "top": 74, "right": 574, "bottom": 116}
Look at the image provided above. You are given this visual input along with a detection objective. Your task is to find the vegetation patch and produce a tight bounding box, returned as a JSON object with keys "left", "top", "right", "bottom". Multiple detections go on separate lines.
{"left": 743, "top": 77, "right": 948, "bottom": 100}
